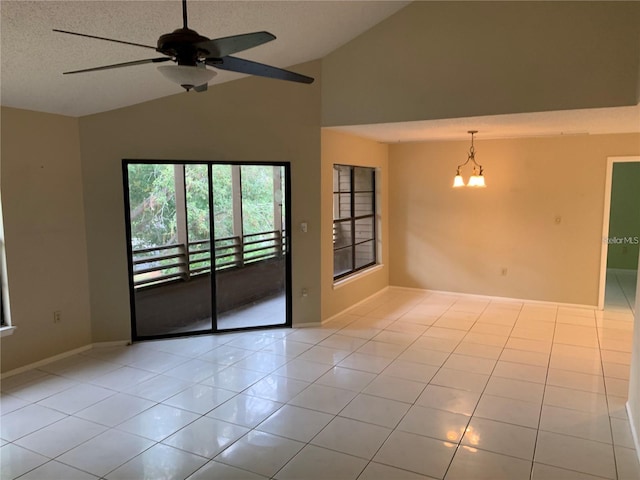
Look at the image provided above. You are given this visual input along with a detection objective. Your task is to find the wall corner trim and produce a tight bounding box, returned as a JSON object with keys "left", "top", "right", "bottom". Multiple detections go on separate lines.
{"left": 626, "top": 401, "right": 640, "bottom": 465}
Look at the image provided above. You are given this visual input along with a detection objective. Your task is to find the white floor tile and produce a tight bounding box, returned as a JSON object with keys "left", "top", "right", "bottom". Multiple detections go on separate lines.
{"left": 256, "top": 404, "right": 333, "bottom": 442}
{"left": 162, "top": 384, "right": 235, "bottom": 414}
{"left": 531, "top": 463, "right": 609, "bottom": 479}
{"left": 233, "top": 352, "right": 289, "bottom": 374}
{"left": 274, "top": 444, "right": 368, "bottom": 480}
{"left": 539, "top": 405, "right": 612, "bottom": 443}
{"left": 380, "top": 360, "right": 438, "bottom": 383}
{"left": 0, "top": 393, "right": 30, "bottom": 416}
{"left": 614, "top": 445, "right": 640, "bottom": 480}
{"left": 162, "top": 416, "right": 249, "bottom": 458}
{"left": 430, "top": 368, "right": 489, "bottom": 393}
{"left": 116, "top": 403, "right": 199, "bottom": 441}
{"left": 57, "top": 429, "right": 154, "bottom": 477}
{"left": 362, "top": 375, "right": 426, "bottom": 403}
{"left": 339, "top": 393, "right": 410, "bottom": 428}
{"left": 483, "top": 376, "right": 545, "bottom": 403}
{"left": 462, "top": 417, "right": 537, "bottom": 460}
{"left": 215, "top": 430, "right": 304, "bottom": 477}
{"left": 445, "top": 445, "right": 531, "bottom": 480}
{"left": 244, "top": 375, "right": 310, "bottom": 402}
{"left": 200, "top": 366, "right": 266, "bottom": 392}
{"left": 0, "top": 404, "right": 66, "bottom": 441}
{"left": 186, "top": 460, "right": 268, "bottom": 479}
{"left": 36, "top": 383, "right": 115, "bottom": 414}
{"left": 474, "top": 394, "right": 541, "bottom": 429}
{"left": 398, "top": 405, "right": 469, "bottom": 442}
{"left": 535, "top": 431, "right": 616, "bottom": 479}
{"left": 358, "top": 462, "right": 438, "bottom": 480}
{"left": 314, "top": 366, "right": 377, "bottom": 391}
{"left": 543, "top": 385, "right": 608, "bottom": 415}
{"left": 207, "top": 394, "right": 282, "bottom": 428}
{"left": 374, "top": 430, "right": 456, "bottom": 479}
{"left": 14, "top": 416, "right": 107, "bottom": 457}
{"left": 273, "top": 358, "right": 332, "bottom": 382}
{"left": 415, "top": 385, "right": 480, "bottom": 416}
{"left": 311, "top": 416, "right": 391, "bottom": 459}
{"left": 5, "top": 375, "right": 79, "bottom": 403}
{"left": 546, "top": 368, "right": 606, "bottom": 394}
{"left": 105, "top": 443, "right": 207, "bottom": 480}
{"left": 0, "top": 443, "right": 48, "bottom": 479}
{"left": 18, "top": 460, "right": 100, "bottom": 479}
{"left": 75, "top": 392, "right": 155, "bottom": 426}
{"left": 288, "top": 383, "right": 357, "bottom": 414}
{"left": 124, "top": 374, "right": 193, "bottom": 402}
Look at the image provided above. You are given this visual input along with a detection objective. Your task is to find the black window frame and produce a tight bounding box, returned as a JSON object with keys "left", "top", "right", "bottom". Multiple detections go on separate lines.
{"left": 333, "top": 164, "right": 377, "bottom": 280}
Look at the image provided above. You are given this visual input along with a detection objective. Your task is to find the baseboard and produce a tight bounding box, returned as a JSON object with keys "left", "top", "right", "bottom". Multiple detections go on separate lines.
{"left": 293, "top": 321, "right": 322, "bottom": 328}
{"left": 321, "top": 286, "right": 390, "bottom": 325}
{"left": 626, "top": 402, "right": 640, "bottom": 465}
{"left": 389, "top": 286, "right": 597, "bottom": 310}
{"left": 1, "top": 340, "right": 130, "bottom": 379}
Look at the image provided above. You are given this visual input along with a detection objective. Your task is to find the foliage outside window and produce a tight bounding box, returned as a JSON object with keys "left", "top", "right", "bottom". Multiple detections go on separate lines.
{"left": 333, "top": 165, "right": 377, "bottom": 279}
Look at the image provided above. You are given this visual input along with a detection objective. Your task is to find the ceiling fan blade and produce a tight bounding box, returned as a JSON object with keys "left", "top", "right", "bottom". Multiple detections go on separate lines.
{"left": 208, "top": 56, "right": 314, "bottom": 84}
{"left": 194, "top": 83, "right": 208, "bottom": 93}
{"left": 197, "top": 31, "right": 276, "bottom": 58}
{"left": 53, "top": 29, "right": 157, "bottom": 50}
{"left": 63, "top": 57, "right": 172, "bottom": 75}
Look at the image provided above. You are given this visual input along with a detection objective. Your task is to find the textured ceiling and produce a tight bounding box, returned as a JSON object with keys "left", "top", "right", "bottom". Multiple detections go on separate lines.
{"left": 1, "top": 0, "right": 409, "bottom": 117}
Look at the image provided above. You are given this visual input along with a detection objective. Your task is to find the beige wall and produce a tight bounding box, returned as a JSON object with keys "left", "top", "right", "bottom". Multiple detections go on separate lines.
{"left": 321, "top": 130, "right": 389, "bottom": 320}
{"left": 389, "top": 133, "right": 640, "bottom": 306}
{"left": 1, "top": 107, "right": 92, "bottom": 372}
{"left": 78, "top": 60, "right": 322, "bottom": 342}
{"left": 322, "top": 1, "right": 640, "bottom": 127}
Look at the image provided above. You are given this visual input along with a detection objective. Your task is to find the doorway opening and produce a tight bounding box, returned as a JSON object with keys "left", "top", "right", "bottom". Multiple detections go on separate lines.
{"left": 123, "top": 160, "right": 291, "bottom": 340}
{"left": 599, "top": 156, "right": 640, "bottom": 314}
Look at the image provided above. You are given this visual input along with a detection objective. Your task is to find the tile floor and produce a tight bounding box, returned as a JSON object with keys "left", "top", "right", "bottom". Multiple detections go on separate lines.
{"left": 605, "top": 269, "right": 637, "bottom": 314}
{"left": 1, "top": 288, "right": 639, "bottom": 479}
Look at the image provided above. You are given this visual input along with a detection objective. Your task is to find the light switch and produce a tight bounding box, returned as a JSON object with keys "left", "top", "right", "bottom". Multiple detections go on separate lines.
{"left": 300, "top": 222, "right": 308, "bottom": 233}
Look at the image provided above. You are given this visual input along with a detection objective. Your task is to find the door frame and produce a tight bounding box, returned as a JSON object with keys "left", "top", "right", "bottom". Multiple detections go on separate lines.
{"left": 598, "top": 156, "right": 640, "bottom": 309}
{"left": 122, "top": 159, "right": 292, "bottom": 341}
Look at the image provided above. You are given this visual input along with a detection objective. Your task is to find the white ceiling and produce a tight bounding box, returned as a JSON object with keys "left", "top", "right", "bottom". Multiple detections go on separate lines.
{"left": 0, "top": 0, "right": 409, "bottom": 117}
{"left": 329, "top": 104, "right": 640, "bottom": 143}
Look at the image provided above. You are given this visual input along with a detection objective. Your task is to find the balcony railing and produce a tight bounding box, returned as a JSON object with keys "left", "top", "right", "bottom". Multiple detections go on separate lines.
{"left": 132, "top": 229, "right": 285, "bottom": 288}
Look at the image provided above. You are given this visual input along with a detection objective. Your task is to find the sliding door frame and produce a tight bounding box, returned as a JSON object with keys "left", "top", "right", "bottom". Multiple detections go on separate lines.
{"left": 123, "top": 159, "right": 292, "bottom": 341}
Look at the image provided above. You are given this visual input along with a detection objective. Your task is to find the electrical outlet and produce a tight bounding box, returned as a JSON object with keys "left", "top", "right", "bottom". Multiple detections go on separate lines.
{"left": 53, "top": 310, "right": 62, "bottom": 323}
{"left": 301, "top": 288, "right": 308, "bottom": 297}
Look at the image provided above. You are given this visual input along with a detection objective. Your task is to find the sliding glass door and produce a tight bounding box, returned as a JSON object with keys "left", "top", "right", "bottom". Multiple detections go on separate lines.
{"left": 124, "top": 161, "right": 290, "bottom": 340}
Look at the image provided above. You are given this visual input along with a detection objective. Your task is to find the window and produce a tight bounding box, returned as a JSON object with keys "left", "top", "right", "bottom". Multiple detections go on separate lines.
{"left": 333, "top": 165, "right": 377, "bottom": 279}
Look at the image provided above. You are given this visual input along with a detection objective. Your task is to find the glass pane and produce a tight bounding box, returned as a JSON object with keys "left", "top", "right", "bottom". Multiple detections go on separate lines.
{"left": 127, "top": 163, "right": 212, "bottom": 337}
{"left": 335, "top": 193, "right": 352, "bottom": 220}
{"left": 355, "top": 240, "right": 375, "bottom": 269}
{"left": 186, "top": 164, "right": 211, "bottom": 276}
{"left": 334, "top": 165, "right": 352, "bottom": 193}
{"left": 241, "top": 165, "right": 274, "bottom": 235}
{"left": 354, "top": 192, "right": 373, "bottom": 216}
{"left": 334, "top": 247, "right": 353, "bottom": 277}
{"left": 354, "top": 217, "right": 374, "bottom": 243}
{"left": 212, "top": 164, "right": 233, "bottom": 239}
{"left": 333, "top": 220, "right": 352, "bottom": 249}
{"left": 216, "top": 164, "right": 286, "bottom": 330}
{"left": 354, "top": 167, "right": 374, "bottom": 192}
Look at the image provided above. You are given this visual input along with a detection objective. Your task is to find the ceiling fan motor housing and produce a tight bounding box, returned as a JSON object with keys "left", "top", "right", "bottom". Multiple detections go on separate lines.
{"left": 157, "top": 28, "right": 210, "bottom": 65}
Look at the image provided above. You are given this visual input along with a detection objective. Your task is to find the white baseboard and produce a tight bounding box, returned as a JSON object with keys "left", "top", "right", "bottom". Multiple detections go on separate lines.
{"left": 626, "top": 402, "right": 640, "bottom": 465}
{"left": 1, "top": 340, "right": 130, "bottom": 379}
{"left": 389, "top": 286, "right": 597, "bottom": 310}
{"left": 321, "top": 286, "right": 389, "bottom": 325}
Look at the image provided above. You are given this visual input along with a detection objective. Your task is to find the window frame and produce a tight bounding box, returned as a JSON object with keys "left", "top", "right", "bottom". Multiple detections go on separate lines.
{"left": 332, "top": 164, "right": 377, "bottom": 281}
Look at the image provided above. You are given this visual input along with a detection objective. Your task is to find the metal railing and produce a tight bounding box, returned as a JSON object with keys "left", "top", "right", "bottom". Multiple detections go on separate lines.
{"left": 132, "top": 229, "right": 285, "bottom": 288}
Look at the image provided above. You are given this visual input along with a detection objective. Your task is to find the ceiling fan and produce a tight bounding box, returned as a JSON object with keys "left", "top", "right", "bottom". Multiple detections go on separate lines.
{"left": 53, "top": 0, "right": 314, "bottom": 92}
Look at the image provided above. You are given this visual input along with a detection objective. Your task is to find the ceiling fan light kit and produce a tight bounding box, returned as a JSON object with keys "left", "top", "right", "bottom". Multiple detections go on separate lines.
{"left": 157, "top": 65, "right": 216, "bottom": 91}
{"left": 54, "top": 0, "right": 314, "bottom": 92}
